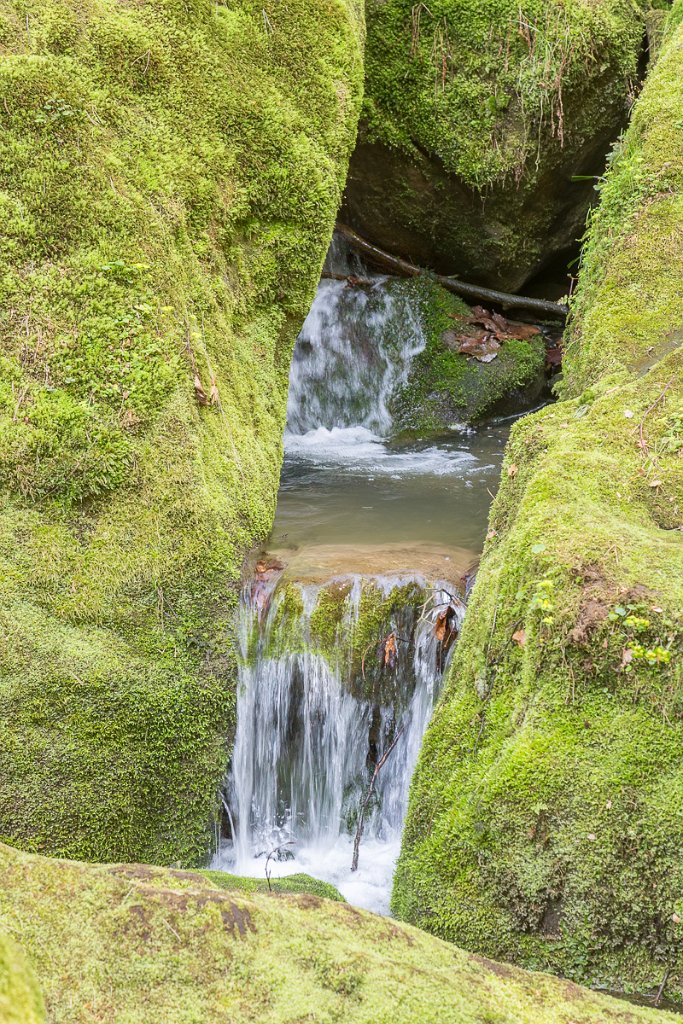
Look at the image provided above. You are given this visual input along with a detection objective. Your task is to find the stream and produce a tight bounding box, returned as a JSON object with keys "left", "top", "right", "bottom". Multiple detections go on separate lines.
{"left": 212, "top": 241, "right": 511, "bottom": 913}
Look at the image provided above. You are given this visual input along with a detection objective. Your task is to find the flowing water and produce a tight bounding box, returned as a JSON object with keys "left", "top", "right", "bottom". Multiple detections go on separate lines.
{"left": 215, "top": 574, "right": 462, "bottom": 914}
{"left": 212, "top": 239, "right": 511, "bottom": 912}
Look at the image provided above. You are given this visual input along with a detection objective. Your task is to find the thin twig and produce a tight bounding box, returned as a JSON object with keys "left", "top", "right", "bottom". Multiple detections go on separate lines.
{"left": 638, "top": 379, "right": 673, "bottom": 454}
{"left": 654, "top": 968, "right": 670, "bottom": 1007}
{"left": 265, "top": 842, "right": 295, "bottom": 892}
{"left": 351, "top": 727, "right": 406, "bottom": 872}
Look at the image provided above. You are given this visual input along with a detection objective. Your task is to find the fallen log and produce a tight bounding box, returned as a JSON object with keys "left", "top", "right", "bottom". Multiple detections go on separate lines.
{"left": 335, "top": 223, "right": 568, "bottom": 321}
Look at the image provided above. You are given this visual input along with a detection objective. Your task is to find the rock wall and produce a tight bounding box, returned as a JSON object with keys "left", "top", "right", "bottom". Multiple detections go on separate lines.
{"left": 393, "top": 0, "right": 683, "bottom": 1002}
{"left": 344, "top": 0, "right": 648, "bottom": 291}
{"left": 0, "top": 0, "right": 363, "bottom": 865}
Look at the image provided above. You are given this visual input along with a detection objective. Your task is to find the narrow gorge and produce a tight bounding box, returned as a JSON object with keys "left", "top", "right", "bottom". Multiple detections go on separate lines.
{"left": 0, "top": 0, "right": 681, "bottom": 1021}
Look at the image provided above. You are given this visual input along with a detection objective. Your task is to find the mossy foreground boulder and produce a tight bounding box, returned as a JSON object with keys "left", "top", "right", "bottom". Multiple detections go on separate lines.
{"left": 394, "top": 1, "right": 683, "bottom": 1003}
{"left": 0, "top": 0, "right": 363, "bottom": 865}
{"left": 0, "top": 931, "right": 45, "bottom": 1024}
{"left": 344, "top": 0, "right": 647, "bottom": 291}
{"left": 0, "top": 844, "right": 677, "bottom": 1023}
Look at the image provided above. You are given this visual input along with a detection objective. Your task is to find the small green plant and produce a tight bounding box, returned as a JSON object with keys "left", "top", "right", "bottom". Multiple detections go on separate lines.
{"left": 608, "top": 603, "right": 676, "bottom": 673}
{"left": 530, "top": 577, "right": 555, "bottom": 624}
{"left": 34, "top": 97, "right": 82, "bottom": 130}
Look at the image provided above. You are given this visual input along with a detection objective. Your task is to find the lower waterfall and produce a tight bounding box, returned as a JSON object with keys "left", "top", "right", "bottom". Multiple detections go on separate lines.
{"left": 214, "top": 575, "right": 463, "bottom": 913}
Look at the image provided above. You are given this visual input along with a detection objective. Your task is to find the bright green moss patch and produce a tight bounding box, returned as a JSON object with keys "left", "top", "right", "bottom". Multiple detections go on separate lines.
{"left": 0, "top": 842, "right": 677, "bottom": 1024}
{"left": 389, "top": 277, "right": 547, "bottom": 432}
{"left": 0, "top": 932, "right": 45, "bottom": 1024}
{"left": 201, "top": 869, "right": 345, "bottom": 902}
{"left": 563, "top": 6, "right": 683, "bottom": 396}
{"left": 394, "top": 2, "right": 683, "bottom": 1004}
{"left": 0, "top": 0, "right": 363, "bottom": 865}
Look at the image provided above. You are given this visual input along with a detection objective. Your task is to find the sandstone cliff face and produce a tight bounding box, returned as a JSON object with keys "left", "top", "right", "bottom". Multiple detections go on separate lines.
{"left": 344, "top": 0, "right": 648, "bottom": 291}
{"left": 0, "top": 0, "right": 363, "bottom": 866}
{"left": 394, "top": 1, "right": 683, "bottom": 1002}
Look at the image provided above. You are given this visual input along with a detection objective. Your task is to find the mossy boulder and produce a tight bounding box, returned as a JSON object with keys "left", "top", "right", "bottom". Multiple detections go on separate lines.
{"left": 393, "top": 2, "right": 683, "bottom": 1004}
{"left": 0, "top": 932, "right": 45, "bottom": 1024}
{"left": 388, "top": 277, "right": 548, "bottom": 432}
{"left": 0, "top": 843, "right": 677, "bottom": 1023}
{"left": 0, "top": 0, "right": 363, "bottom": 865}
{"left": 344, "top": 0, "right": 648, "bottom": 291}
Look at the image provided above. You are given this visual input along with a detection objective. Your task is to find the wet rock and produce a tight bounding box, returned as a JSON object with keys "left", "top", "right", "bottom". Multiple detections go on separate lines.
{"left": 388, "top": 278, "right": 549, "bottom": 432}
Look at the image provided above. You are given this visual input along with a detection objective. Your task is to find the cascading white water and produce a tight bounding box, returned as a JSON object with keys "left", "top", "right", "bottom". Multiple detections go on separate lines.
{"left": 285, "top": 277, "right": 426, "bottom": 441}
{"left": 215, "top": 575, "right": 461, "bottom": 913}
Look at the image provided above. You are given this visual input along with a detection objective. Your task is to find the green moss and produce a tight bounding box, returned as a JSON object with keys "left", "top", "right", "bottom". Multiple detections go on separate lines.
{"left": 0, "top": 842, "right": 677, "bottom": 1024}
{"left": 344, "top": 0, "right": 648, "bottom": 289}
{"left": 267, "top": 575, "right": 426, "bottom": 698}
{"left": 364, "top": 0, "right": 645, "bottom": 187}
{"left": 0, "top": 932, "right": 45, "bottom": 1024}
{"left": 0, "top": 0, "right": 363, "bottom": 865}
{"left": 201, "top": 869, "right": 345, "bottom": 902}
{"left": 394, "top": 3, "right": 683, "bottom": 1004}
{"left": 562, "top": 2, "right": 683, "bottom": 396}
{"left": 389, "top": 277, "right": 547, "bottom": 432}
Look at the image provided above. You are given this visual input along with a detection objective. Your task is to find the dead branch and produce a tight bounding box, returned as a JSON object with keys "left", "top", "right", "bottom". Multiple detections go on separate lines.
{"left": 351, "top": 726, "right": 406, "bottom": 873}
{"left": 335, "top": 223, "right": 568, "bottom": 320}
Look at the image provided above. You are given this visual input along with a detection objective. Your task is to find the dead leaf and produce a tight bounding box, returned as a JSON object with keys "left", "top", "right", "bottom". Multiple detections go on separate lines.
{"left": 486, "top": 529, "right": 498, "bottom": 541}
{"left": 255, "top": 557, "right": 284, "bottom": 579}
{"left": 512, "top": 629, "right": 527, "bottom": 647}
{"left": 620, "top": 649, "right": 634, "bottom": 670}
{"left": 508, "top": 464, "right": 518, "bottom": 478}
{"left": 448, "top": 307, "right": 541, "bottom": 343}
{"left": 383, "top": 633, "right": 398, "bottom": 670}
{"left": 120, "top": 408, "right": 141, "bottom": 429}
{"left": 673, "top": 913, "right": 681, "bottom": 925}
{"left": 210, "top": 379, "right": 220, "bottom": 406}
{"left": 458, "top": 334, "right": 501, "bottom": 362}
{"left": 649, "top": 479, "right": 663, "bottom": 489}
{"left": 546, "top": 345, "right": 563, "bottom": 369}
{"left": 435, "top": 606, "right": 457, "bottom": 643}
{"left": 194, "top": 373, "right": 208, "bottom": 406}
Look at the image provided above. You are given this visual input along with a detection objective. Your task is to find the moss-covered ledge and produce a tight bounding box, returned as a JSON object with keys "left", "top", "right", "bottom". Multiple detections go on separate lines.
{"left": 0, "top": 843, "right": 678, "bottom": 1024}
{"left": 0, "top": 0, "right": 363, "bottom": 866}
{"left": 393, "top": 1, "right": 683, "bottom": 1004}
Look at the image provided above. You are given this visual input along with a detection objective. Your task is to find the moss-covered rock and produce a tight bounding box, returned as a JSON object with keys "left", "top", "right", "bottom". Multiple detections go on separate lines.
{"left": 253, "top": 573, "right": 439, "bottom": 704}
{"left": 201, "top": 869, "right": 345, "bottom": 902}
{"left": 388, "top": 277, "right": 548, "bottom": 432}
{"left": 0, "top": 842, "right": 677, "bottom": 1023}
{"left": 0, "top": 0, "right": 363, "bottom": 865}
{"left": 393, "top": 1, "right": 683, "bottom": 1004}
{"left": 0, "top": 932, "right": 45, "bottom": 1024}
{"left": 344, "top": 0, "right": 648, "bottom": 291}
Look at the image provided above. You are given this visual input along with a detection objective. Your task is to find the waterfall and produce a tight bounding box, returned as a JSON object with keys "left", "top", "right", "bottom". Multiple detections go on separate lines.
{"left": 212, "top": 234, "right": 490, "bottom": 913}
{"left": 216, "top": 575, "right": 462, "bottom": 912}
